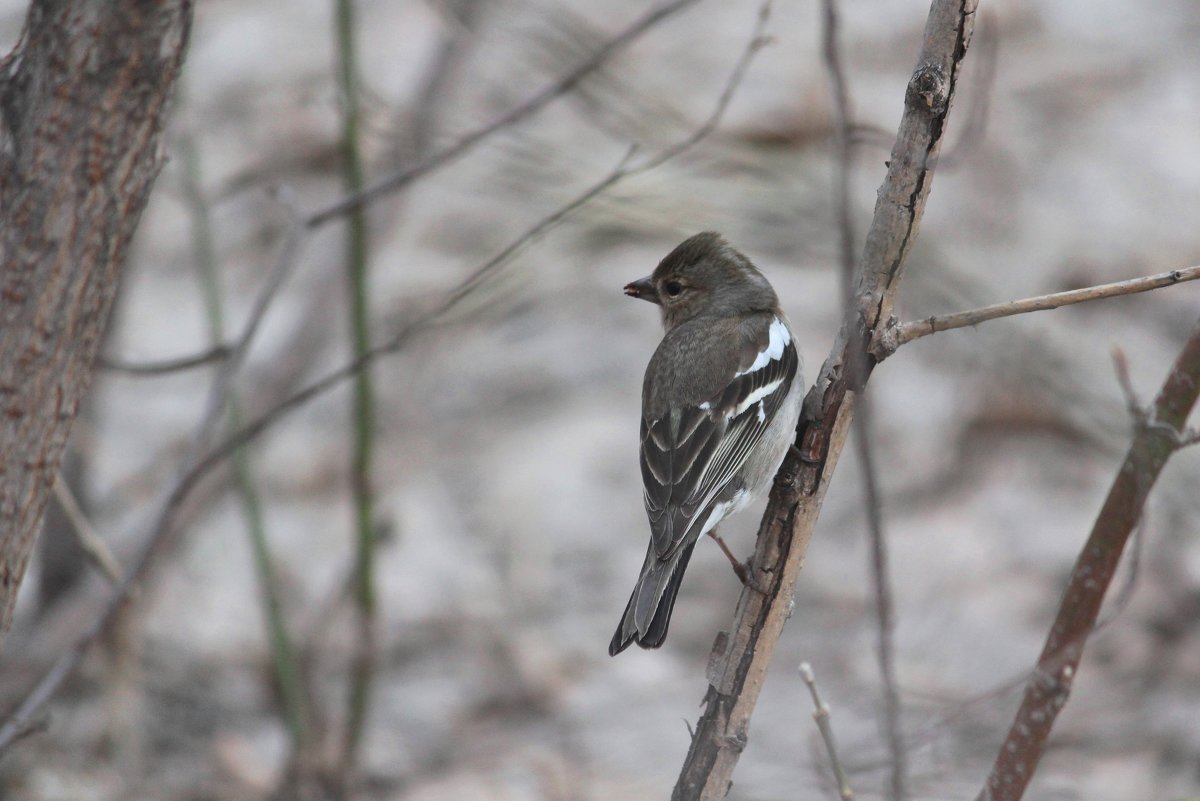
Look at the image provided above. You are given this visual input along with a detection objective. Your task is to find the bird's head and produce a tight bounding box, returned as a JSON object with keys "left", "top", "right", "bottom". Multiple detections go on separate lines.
{"left": 624, "top": 231, "right": 778, "bottom": 330}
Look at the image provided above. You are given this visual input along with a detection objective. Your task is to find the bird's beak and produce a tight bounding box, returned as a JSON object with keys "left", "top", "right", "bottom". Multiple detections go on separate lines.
{"left": 623, "top": 276, "right": 660, "bottom": 305}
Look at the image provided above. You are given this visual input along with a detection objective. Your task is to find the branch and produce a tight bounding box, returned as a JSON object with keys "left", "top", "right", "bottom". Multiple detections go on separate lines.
{"left": 333, "top": 0, "right": 379, "bottom": 774}
{"left": 672, "top": 2, "right": 979, "bottom": 798}
{"left": 873, "top": 264, "right": 1200, "bottom": 357}
{"left": 976, "top": 316, "right": 1200, "bottom": 801}
{"left": 303, "top": 0, "right": 701, "bottom": 228}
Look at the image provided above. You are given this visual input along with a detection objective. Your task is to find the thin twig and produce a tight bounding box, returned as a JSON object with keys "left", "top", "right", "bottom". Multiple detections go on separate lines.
{"left": 50, "top": 477, "right": 122, "bottom": 584}
{"left": 0, "top": 3, "right": 767, "bottom": 756}
{"left": 854, "top": 406, "right": 907, "bottom": 801}
{"left": 97, "top": 345, "right": 231, "bottom": 376}
{"left": 975, "top": 316, "right": 1200, "bottom": 801}
{"left": 822, "top": 1, "right": 906, "bottom": 797}
{"left": 799, "top": 662, "right": 855, "bottom": 801}
{"left": 821, "top": 0, "right": 855, "bottom": 314}
{"left": 304, "top": 0, "right": 701, "bottom": 228}
{"left": 874, "top": 264, "right": 1200, "bottom": 357}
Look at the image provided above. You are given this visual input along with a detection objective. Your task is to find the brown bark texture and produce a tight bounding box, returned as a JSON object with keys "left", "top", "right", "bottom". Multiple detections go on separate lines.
{"left": 0, "top": 0, "right": 194, "bottom": 649}
{"left": 672, "top": 0, "right": 979, "bottom": 798}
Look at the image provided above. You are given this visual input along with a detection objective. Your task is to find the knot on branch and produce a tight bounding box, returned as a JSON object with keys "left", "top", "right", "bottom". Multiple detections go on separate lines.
{"left": 723, "top": 728, "right": 749, "bottom": 754}
{"left": 869, "top": 315, "right": 902, "bottom": 361}
{"left": 906, "top": 63, "right": 948, "bottom": 112}
{"left": 1033, "top": 662, "right": 1075, "bottom": 711}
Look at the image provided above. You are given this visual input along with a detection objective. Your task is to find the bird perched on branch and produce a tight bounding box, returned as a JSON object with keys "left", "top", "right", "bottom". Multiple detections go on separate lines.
{"left": 610, "top": 232, "right": 804, "bottom": 655}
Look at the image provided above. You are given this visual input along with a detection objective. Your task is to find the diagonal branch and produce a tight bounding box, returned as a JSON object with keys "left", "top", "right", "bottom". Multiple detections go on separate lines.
{"left": 975, "top": 316, "right": 1200, "bottom": 801}
{"left": 672, "top": 2, "right": 980, "bottom": 799}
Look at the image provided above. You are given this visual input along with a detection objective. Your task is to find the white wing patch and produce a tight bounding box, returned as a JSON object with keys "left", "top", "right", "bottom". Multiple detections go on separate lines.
{"left": 736, "top": 317, "right": 791, "bottom": 377}
{"left": 734, "top": 377, "right": 784, "bottom": 418}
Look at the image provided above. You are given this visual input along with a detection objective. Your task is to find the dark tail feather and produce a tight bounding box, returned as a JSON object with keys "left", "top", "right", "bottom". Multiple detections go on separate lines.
{"left": 608, "top": 542, "right": 697, "bottom": 656}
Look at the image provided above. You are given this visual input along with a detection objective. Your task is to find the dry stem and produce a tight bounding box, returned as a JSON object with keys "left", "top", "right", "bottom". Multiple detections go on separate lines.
{"left": 800, "top": 662, "right": 855, "bottom": 801}
{"left": 975, "top": 317, "right": 1200, "bottom": 801}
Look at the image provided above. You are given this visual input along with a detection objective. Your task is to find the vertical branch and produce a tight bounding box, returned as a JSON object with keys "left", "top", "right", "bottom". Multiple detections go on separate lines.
{"left": 333, "top": 0, "right": 378, "bottom": 775}
{"left": 821, "top": 0, "right": 856, "bottom": 315}
{"left": 178, "top": 96, "right": 312, "bottom": 752}
{"left": 975, "top": 317, "right": 1200, "bottom": 801}
{"left": 821, "top": 2, "right": 906, "bottom": 797}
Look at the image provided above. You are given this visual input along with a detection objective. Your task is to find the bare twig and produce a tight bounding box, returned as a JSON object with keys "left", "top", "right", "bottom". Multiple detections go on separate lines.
{"left": 799, "top": 662, "right": 855, "bottom": 801}
{"left": 304, "top": 0, "right": 701, "bottom": 228}
{"left": 673, "top": 3, "right": 979, "bottom": 799}
{"left": 97, "top": 345, "right": 231, "bottom": 376}
{"left": 179, "top": 91, "right": 312, "bottom": 752}
{"left": 976, "top": 316, "right": 1200, "bottom": 801}
{"left": 874, "top": 264, "right": 1200, "bottom": 357}
{"left": 50, "top": 477, "right": 122, "bottom": 584}
{"left": 821, "top": 0, "right": 856, "bottom": 314}
{"left": 0, "top": 4, "right": 767, "bottom": 756}
{"left": 854, "top": 408, "right": 907, "bottom": 801}
{"left": 333, "top": 0, "right": 379, "bottom": 776}
{"left": 821, "top": 2, "right": 906, "bottom": 798}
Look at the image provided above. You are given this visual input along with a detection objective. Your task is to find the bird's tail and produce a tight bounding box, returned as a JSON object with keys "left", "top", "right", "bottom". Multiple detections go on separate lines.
{"left": 608, "top": 541, "right": 697, "bottom": 656}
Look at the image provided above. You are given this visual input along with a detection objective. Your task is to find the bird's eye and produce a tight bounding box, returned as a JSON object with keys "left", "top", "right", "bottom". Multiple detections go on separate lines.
{"left": 664, "top": 281, "right": 684, "bottom": 297}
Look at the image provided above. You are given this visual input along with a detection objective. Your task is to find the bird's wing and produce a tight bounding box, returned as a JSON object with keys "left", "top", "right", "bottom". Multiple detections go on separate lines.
{"left": 640, "top": 316, "right": 799, "bottom": 559}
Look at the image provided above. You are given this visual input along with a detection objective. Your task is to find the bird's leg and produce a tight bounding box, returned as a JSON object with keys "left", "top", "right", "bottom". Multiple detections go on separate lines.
{"left": 707, "top": 529, "right": 767, "bottom": 594}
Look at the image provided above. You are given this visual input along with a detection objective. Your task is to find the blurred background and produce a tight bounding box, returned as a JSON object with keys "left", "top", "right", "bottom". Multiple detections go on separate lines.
{"left": 2, "top": 0, "right": 1200, "bottom": 799}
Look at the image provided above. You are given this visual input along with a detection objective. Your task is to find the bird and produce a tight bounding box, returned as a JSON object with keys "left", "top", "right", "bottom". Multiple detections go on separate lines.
{"left": 609, "top": 231, "right": 804, "bottom": 656}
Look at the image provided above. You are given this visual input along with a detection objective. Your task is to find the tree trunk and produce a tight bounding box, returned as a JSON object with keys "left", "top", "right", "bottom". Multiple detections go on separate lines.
{"left": 0, "top": 0, "right": 194, "bottom": 650}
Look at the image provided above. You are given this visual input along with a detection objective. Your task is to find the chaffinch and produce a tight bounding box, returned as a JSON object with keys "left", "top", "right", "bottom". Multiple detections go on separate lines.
{"left": 609, "top": 232, "right": 804, "bottom": 655}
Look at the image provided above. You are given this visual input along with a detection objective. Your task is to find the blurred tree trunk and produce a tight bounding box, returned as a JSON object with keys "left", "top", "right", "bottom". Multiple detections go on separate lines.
{"left": 0, "top": 1, "right": 194, "bottom": 650}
